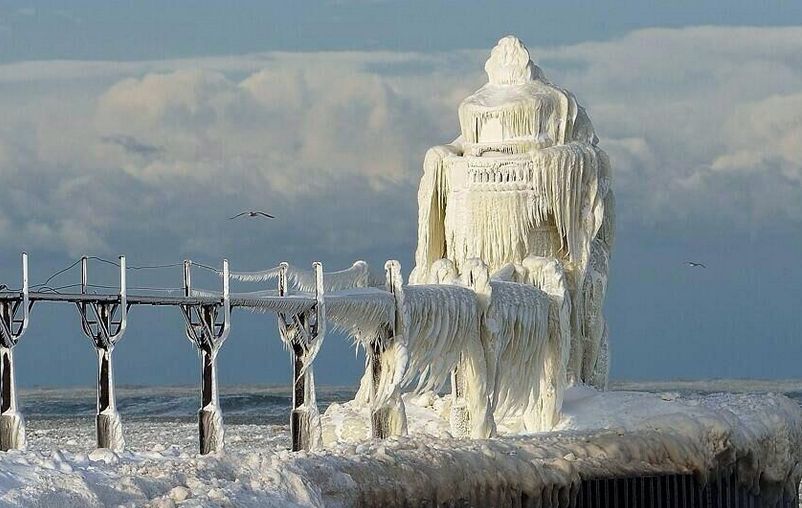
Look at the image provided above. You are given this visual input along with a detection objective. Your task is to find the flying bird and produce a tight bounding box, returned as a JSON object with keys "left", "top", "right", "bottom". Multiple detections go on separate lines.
{"left": 228, "top": 211, "right": 275, "bottom": 220}
{"left": 685, "top": 261, "right": 707, "bottom": 269}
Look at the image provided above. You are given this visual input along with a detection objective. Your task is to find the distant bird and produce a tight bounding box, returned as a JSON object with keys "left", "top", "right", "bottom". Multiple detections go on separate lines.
{"left": 228, "top": 211, "right": 275, "bottom": 220}
{"left": 685, "top": 261, "right": 707, "bottom": 269}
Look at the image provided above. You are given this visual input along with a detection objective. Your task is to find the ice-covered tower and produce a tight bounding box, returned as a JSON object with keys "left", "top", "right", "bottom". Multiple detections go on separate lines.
{"left": 411, "top": 36, "right": 614, "bottom": 386}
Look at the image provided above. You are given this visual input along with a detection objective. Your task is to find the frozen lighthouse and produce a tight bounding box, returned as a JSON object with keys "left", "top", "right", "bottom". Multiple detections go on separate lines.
{"left": 412, "top": 35, "right": 614, "bottom": 394}
{"left": 326, "top": 36, "right": 619, "bottom": 439}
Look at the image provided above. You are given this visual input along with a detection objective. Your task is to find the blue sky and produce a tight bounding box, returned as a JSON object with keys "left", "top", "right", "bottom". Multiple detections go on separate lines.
{"left": 0, "top": 2, "right": 801, "bottom": 388}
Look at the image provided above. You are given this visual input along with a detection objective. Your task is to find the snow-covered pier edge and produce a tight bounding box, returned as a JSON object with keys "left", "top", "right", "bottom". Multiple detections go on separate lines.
{"left": 290, "top": 434, "right": 800, "bottom": 507}
{"left": 289, "top": 389, "right": 802, "bottom": 507}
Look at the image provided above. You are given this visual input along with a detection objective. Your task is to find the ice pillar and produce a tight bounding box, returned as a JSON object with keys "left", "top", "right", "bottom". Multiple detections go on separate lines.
{"left": 0, "top": 347, "right": 25, "bottom": 451}
{"left": 368, "top": 261, "right": 407, "bottom": 439}
{"left": 0, "top": 254, "right": 31, "bottom": 451}
{"left": 96, "top": 347, "right": 124, "bottom": 451}
{"left": 198, "top": 342, "right": 223, "bottom": 455}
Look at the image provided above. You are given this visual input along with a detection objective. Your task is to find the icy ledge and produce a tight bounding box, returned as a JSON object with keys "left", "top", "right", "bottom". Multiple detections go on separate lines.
{"left": 315, "top": 387, "right": 802, "bottom": 506}
{"left": 0, "top": 389, "right": 800, "bottom": 507}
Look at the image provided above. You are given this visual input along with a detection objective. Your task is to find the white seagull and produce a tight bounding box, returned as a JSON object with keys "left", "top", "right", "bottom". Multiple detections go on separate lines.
{"left": 685, "top": 261, "right": 707, "bottom": 269}
{"left": 228, "top": 211, "right": 275, "bottom": 220}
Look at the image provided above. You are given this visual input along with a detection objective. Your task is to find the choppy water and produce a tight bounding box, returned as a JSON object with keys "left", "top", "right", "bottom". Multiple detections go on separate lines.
{"left": 14, "top": 380, "right": 802, "bottom": 454}
{"left": 19, "top": 380, "right": 802, "bottom": 423}
{"left": 19, "top": 385, "right": 357, "bottom": 424}
{"left": 16, "top": 385, "right": 357, "bottom": 454}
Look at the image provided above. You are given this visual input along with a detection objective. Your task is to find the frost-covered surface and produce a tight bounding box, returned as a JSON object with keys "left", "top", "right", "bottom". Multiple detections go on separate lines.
{"left": 228, "top": 261, "right": 375, "bottom": 292}
{"left": 320, "top": 387, "right": 802, "bottom": 505}
{"left": 412, "top": 36, "right": 614, "bottom": 402}
{"left": 2, "top": 387, "right": 799, "bottom": 506}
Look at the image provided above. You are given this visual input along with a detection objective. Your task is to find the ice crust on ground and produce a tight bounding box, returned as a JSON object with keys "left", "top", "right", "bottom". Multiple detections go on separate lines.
{"left": 1, "top": 388, "right": 800, "bottom": 507}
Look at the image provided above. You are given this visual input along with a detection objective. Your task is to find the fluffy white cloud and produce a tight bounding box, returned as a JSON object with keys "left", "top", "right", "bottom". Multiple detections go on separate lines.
{"left": 537, "top": 26, "right": 802, "bottom": 223}
{"left": 0, "top": 26, "right": 800, "bottom": 262}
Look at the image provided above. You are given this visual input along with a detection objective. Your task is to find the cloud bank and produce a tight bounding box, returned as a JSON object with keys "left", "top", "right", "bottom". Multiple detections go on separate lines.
{"left": 0, "top": 26, "right": 800, "bottom": 265}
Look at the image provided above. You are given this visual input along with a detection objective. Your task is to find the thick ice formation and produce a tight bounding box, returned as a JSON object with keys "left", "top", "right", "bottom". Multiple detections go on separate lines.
{"left": 461, "top": 258, "right": 551, "bottom": 430}
{"left": 95, "top": 348, "right": 125, "bottom": 453}
{"left": 0, "top": 347, "right": 26, "bottom": 451}
{"left": 408, "top": 35, "right": 613, "bottom": 433}
{"left": 230, "top": 261, "right": 374, "bottom": 292}
{"left": 318, "top": 388, "right": 802, "bottom": 506}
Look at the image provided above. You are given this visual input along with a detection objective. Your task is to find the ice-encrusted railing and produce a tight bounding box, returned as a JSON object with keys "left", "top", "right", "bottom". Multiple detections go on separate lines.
{"left": 0, "top": 253, "right": 568, "bottom": 455}
{"left": 230, "top": 257, "right": 572, "bottom": 440}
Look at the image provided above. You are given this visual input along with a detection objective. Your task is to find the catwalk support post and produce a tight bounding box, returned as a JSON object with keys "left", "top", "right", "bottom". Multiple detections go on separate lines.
{"left": 0, "top": 253, "right": 30, "bottom": 451}
{"left": 278, "top": 262, "right": 325, "bottom": 451}
{"left": 180, "top": 259, "right": 231, "bottom": 455}
{"left": 76, "top": 255, "right": 128, "bottom": 451}
{"left": 369, "top": 260, "right": 408, "bottom": 439}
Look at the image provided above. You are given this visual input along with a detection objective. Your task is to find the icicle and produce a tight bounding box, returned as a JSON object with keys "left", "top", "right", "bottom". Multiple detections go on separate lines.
{"left": 460, "top": 258, "right": 550, "bottom": 428}
{"left": 522, "top": 255, "right": 572, "bottom": 430}
{"left": 291, "top": 261, "right": 371, "bottom": 293}
{"left": 228, "top": 265, "right": 283, "bottom": 282}
{"left": 411, "top": 142, "right": 463, "bottom": 284}
{"left": 191, "top": 288, "right": 316, "bottom": 316}
{"left": 230, "top": 261, "right": 373, "bottom": 293}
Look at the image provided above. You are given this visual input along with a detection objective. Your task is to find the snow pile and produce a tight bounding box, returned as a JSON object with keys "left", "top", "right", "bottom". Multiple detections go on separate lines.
{"left": 0, "top": 422, "right": 311, "bottom": 508}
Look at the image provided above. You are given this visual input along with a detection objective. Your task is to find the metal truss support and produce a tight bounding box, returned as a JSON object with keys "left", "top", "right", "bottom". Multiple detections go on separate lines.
{"left": 76, "top": 255, "right": 128, "bottom": 451}
{"left": 0, "top": 253, "right": 30, "bottom": 451}
{"left": 368, "top": 260, "right": 407, "bottom": 440}
{"left": 278, "top": 262, "right": 325, "bottom": 451}
{"left": 181, "top": 259, "right": 231, "bottom": 455}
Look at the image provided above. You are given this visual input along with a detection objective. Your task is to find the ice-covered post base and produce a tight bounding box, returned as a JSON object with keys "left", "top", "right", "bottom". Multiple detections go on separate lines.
{"left": 95, "top": 347, "right": 124, "bottom": 451}
{"left": 290, "top": 343, "right": 318, "bottom": 451}
{"left": 369, "top": 341, "right": 389, "bottom": 439}
{"left": 0, "top": 347, "right": 26, "bottom": 451}
{"left": 449, "top": 366, "right": 470, "bottom": 437}
{"left": 368, "top": 340, "right": 408, "bottom": 439}
{"left": 198, "top": 348, "right": 223, "bottom": 455}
